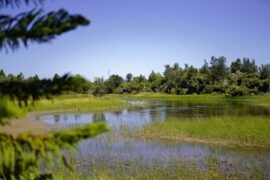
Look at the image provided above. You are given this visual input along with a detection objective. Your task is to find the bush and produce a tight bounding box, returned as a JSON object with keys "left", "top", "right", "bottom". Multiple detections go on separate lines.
{"left": 0, "top": 96, "right": 24, "bottom": 124}
{"left": 226, "top": 85, "right": 248, "bottom": 96}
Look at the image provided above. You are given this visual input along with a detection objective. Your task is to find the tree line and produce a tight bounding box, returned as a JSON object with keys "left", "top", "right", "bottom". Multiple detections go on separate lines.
{"left": 92, "top": 56, "right": 270, "bottom": 96}
{"left": 0, "top": 72, "right": 90, "bottom": 106}
{"left": 1, "top": 56, "right": 270, "bottom": 99}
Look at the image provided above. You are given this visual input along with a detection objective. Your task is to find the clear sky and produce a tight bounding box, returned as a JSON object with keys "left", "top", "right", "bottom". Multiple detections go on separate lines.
{"left": 1, "top": 0, "right": 270, "bottom": 80}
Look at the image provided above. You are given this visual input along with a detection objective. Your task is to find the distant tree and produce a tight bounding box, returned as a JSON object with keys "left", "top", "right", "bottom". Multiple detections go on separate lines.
{"left": 241, "top": 58, "right": 258, "bottom": 73}
{"left": 68, "top": 74, "right": 90, "bottom": 93}
{"left": 230, "top": 58, "right": 242, "bottom": 73}
{"left": 92, "top": 78, "right": 106, "bottom": 97}
{"left": 210, "top": 56, "right": 228, "bottom": 82}
{"left": 126, "top": 73, "right": 133, "bottom": 82}
{"left": 182, "top": 65, "right": 199, "bottom": 94}
{"left": 0, "top": 69, "right": 5, "bottom": 78}
{"left": 148, "top": 71, "right": 163, "bottom": 92}
{"left": 199, "top": 60, "right": 210, "bottom": 75}
{"left": 53, "top": 73, "right": 60, "bottom": 81}
{"left": 105, "top": 74, "right": 124, "bottom": 93}
{"left": 16, "top": 72, "right": 25, "bottom": 80}
{"left": 259, "top": 64, "right": 270, "bottom": 79}
{"left": 163, "top": 64, "right": 184, "bottom": 94}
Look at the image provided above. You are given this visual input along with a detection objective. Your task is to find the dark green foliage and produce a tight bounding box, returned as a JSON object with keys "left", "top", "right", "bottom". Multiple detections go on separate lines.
{"left": 0, "top": 122, "right": 109, "bottom": 179}
{"left": 230, "top": 58, "right": 242, "bottom": 73}
{"left": 0, "top": 72, "right": 90, "bottom": 106}
{"left": 259, "top": 64, "right": 270, "bottom": 79}
{"left": 241, "top": 58, "right": 257, "bottom": 73}
{"left": 209, "top": 56, "right": 228, "bottom": 82}
{"left": 105, "top": 75, "right": 124, "bottom": 94}
{"left": 126, "top": 73, "right": 133, "bottom": 82}
{"left": 0, "top": 9, "right": 90, "bottom": 51}
{"left": 85, "top": 57, "right": 270, "bottom": 97}
{"left": 68, "top": 74, "right": 91, "bottom": 94}
{"left": 0, "top": 69, "right": 5, "bottom": 78}
{"left": 92, "top": 78, "right": 106, "bottom": 97}
{"left": 226, "top": 85, "right": 248, "bottom": 96}
{"left": 148, "top": 71, "right": 163, "bottom": 92}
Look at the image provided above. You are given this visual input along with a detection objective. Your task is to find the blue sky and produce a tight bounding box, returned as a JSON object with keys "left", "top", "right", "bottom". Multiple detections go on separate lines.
{"left": 0, "top": 0, "right": 270, "bottom": 80}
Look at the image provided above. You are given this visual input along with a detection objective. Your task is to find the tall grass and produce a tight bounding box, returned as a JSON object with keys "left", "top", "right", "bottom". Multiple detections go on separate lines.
{"left": 0, "top": 96, "right": 25, "bottom": 124}
{"left": 136, "top": 116, "right": 270, "bottom": 149}
{"left": 27, "top": 95, "right": 128, "bottom": 113}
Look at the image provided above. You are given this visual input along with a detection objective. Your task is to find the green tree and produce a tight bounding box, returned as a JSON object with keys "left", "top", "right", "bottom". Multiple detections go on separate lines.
{"left": 241, "top": 58, "right": 258, "bottom": 73}
{"left": 105, "top": 74, "right": 124, "bottom": 94}
{"left": 68, "top": 74, "right": 91, "bottom": 94}
{"left": 230, "top": 58, "right": 242, "bottom": 73}
{"left": 163, "top": 63, "right": 184, "bottom": 94}
{"left": 148, "top": 71, "right": 163, "bottom": 92}
{"left": 126, "top": 73, "right": 133, "bottom": 82}
{"left": 259, "top": 64, "right": 270, "bottom": 79}
{"left": 0, "top": 69, "right": 5, "bottom": 79}
{"left": 92, "top": 78, "right": 106, "bottom": 97}
{"left": 209, "top": 56, "right": 228, "bottom": 82}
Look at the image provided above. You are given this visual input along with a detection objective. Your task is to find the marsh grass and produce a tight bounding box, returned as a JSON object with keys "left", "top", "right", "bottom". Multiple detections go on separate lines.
{"left": 53, "top": 156, "right": 268, "bottom": 180}
{"left": 111, "top": 92, "right": 270, "bottom": 108}
{"left": 110, "top": 93, "right": 227, "bottom": 103}
{"left": 0, "top": 97, "right": 25, "bottom": 123}
{"left": 135, "top": 116, "right": 270, "bottom": 150}
{"left": 27, "top": 95, "right": 128, "bottom": 113}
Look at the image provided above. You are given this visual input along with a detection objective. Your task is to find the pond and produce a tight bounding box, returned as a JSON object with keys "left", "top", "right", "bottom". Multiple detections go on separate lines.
{"left": 34, "top": 100, "right": 270, "bottom": 178}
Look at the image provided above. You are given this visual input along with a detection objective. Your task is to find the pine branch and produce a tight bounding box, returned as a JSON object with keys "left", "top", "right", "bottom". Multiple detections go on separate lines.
{"left": 0, "top": 0, "right": 44, "bottom": 8}
{"left": 0, "top": 9, "right": 90, "bottom": 51}
{"left": 0, "top": 122, "right": 109, "bottom": 179}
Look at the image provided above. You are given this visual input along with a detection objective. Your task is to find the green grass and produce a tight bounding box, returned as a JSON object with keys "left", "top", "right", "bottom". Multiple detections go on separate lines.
{"left": 27, "top": 94, "right": 128, "bottom": 113}
{"left": 135, "top": 116, "right": 270, "bottom": 150}
{"left": 110, "top": 92, "right": 226, "bottom": 101}
{"left": 0, "top": 97, "right": 25, "bottom": 124}
{"left": 111, "top": 92, "right": 270, "bottom": 100}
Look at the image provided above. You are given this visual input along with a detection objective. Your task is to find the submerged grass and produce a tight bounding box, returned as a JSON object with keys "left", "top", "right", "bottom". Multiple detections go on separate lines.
{"left": 135, "top": 116, "right": 270, "bottom": 150}
{"left": 53, "top": 157, "right": 268, "bottom": 180}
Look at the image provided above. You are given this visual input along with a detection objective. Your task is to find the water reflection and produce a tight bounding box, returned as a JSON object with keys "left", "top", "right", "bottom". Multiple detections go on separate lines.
{"left": 37, "top": 100, "right": 270, "bottom": 130}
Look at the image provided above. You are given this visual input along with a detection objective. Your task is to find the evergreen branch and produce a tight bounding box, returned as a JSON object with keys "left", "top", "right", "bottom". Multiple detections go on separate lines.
{"left": 0, "top": 122, "right": 109, "bottom": 179}
{"left": 0, "top": 0, "right": 44, "bottom": 8}
{"left": 0, "top": 9, "right": 90, "bottom": 51}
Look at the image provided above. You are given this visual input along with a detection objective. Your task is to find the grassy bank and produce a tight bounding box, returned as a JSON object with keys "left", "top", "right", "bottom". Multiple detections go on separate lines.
{"left": 110, "top": 93, "right": 226, "bottom": 101}
{"left": 112, "top": 92, "right": 270, "bottom": 100}
{"left": 135, "top": 116, "right": 270, "bottom": 150}
{"left": 0, "top": 95, "right": 128, "bottom": 135}
{"left": 26, "top": 94, "right": 128, "bottom": 113}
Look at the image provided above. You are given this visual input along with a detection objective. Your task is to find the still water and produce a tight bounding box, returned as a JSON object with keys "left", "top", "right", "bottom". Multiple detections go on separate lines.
{"left": 35, "top": 100, "right": 270, "bottom": 177}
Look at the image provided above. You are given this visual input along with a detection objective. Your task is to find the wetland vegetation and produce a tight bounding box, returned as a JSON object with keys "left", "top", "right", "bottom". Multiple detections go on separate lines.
{"left": 1, "top": 0, "right": 270, "bottom": 179}
{"left": 32, "top": 93, "right": 270, "bottom": 179}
